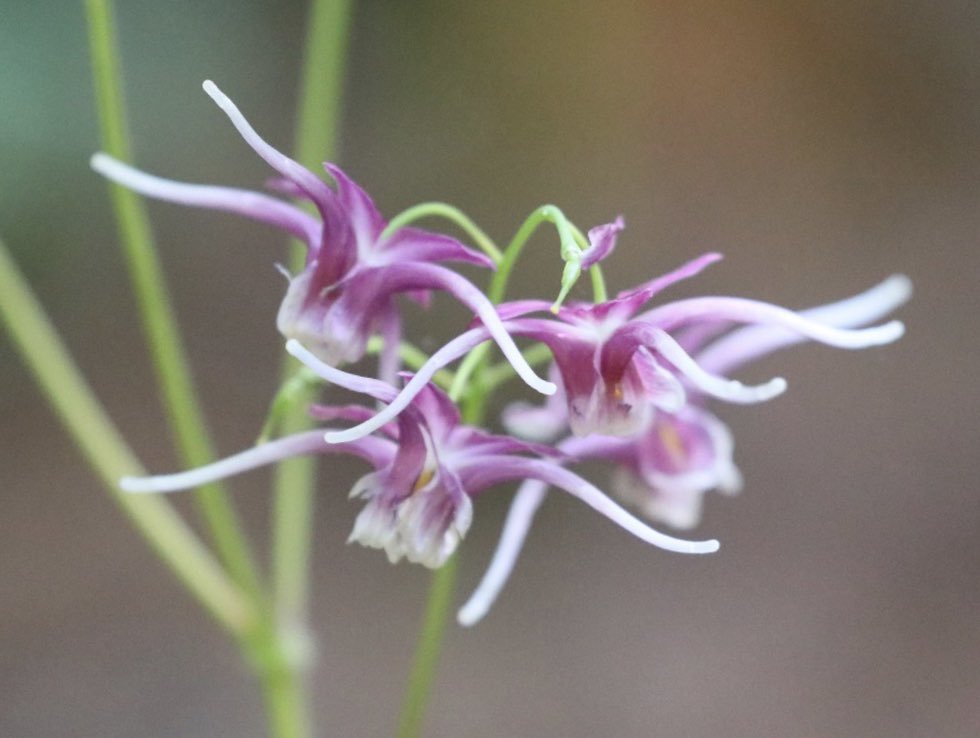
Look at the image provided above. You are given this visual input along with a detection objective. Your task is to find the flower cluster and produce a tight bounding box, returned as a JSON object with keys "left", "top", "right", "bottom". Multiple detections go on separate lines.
{"left": 103, "top": 81, "right": 910, "bottom": 625}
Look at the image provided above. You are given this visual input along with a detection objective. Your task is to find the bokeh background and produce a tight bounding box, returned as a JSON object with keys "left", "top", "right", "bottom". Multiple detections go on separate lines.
{"left": 2, "top": 2, "right": 978, "bottom": 737}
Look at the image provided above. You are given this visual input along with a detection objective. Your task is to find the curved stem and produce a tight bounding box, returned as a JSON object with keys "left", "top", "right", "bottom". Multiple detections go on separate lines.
{"left": 383, "top": 202, "right": 503, "bottom": 263}
{"left": 84, "top": 0, "right": 263, "bottom": 603}
{"left": 0, "top": 238, "right": 252, "bottom": 635}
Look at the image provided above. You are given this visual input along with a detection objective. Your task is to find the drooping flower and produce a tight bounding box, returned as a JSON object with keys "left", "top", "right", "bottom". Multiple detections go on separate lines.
{"left": 121, "top": 342, "right": 719, "bottom": 572}
{"left": 320, "top": 248, "right": 906, "bottom": 446}
{"left": 456, "top": 273, "right": 912, "bottom": 625}
{"left": 91, "top": 80, "right": 554, "bottom": 396}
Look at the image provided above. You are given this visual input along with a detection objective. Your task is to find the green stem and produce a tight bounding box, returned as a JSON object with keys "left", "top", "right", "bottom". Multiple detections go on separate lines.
{"left": 383, "top": 202, "right": 503, "bottom": 263}
{"left": 272, "top": 0, "right": 353, "bottom": 635}
{"left": 0, "top": 238, "right": 252, "bottom": 635}
{"left": 395, "top": 556, "right": 459, "bottom": 738}
{"left": 84, "top": 0, "right": 262, "bottom": 603}
{"left": 267, "top": 3, "right": 354, "bottom": 737}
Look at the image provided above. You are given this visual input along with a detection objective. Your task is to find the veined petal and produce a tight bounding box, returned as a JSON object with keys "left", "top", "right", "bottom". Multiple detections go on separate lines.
{"left": 120, "top": 430, "right": 392, "bottom": 493}
{"left": 643, "top": 295, "right": 906, "bottom": 349}
{"left": 202, "top": 81, "right": 336, "bottom": 208}
{"left": 323, "top": 163, "right": 387, "bottom": 246}
{"left": 696, "top": 274, "right": 913, "bottom": 376}
{"left": 90, "top": 153, "right": 320, "bottom": 246}
{"left": 457, "top": 480, "right": 549, "bottom": 626}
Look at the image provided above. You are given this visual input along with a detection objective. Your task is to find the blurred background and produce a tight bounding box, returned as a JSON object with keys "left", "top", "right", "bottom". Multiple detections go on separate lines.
{"left": 1, "top": 1, "right": 978, "bottom": 736}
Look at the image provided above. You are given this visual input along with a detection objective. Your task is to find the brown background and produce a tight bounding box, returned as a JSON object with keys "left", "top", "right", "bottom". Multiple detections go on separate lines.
{"left": 1, "top": 2, "right": 978, "bottom": 736}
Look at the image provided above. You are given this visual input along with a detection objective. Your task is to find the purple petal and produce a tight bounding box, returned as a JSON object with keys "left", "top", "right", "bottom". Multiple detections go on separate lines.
{"left": 383, "top": 227, "right": 495, "bottom": 269}
{"left": 643, "top": 296, "right": 906, "bottom": 349}
{"left": 202, "top": 81, "right": 336, "bottom": 211}
{"left": 400, "top": 381, "right": 462, "bottom": 440}
{"left": 120, "top": 430, "right": 392, "bottom": 494}
{"left": 356, "top": 262, "right": 557, "bottom": 396}
{"left": 603, "top": 322, "right": 786, "bottom": 404}
{"left": 324, "top": 328, "right": 488, "bottom": 443}
{"left": 90, "top": 154, "right": 320, "bottom": 246}
{"left": 286, "top": 339, "right": 399, "bottom": 404}
{"left": 481, "top": 300, "right": 555, "bottom": 323}
{"left": 454, "top": 427, "right": 568, "bottom": 460}
{"left": 585, "top": 252, "right": 724, "bottom": 324}
{"left": 309, "top": 403, "right": 399, "bottom": 437}
{"left": 696, "top": 274, "right": 913, "bottom": 376}
{"left": 464, "top": 457, "right": 720, "bottom": 555}
{"left": 580, "top": 216, "right": 625, "bottom": 269}
{"left": 324, "top": 164, "right": 387, "bottom": 246}
{"left": 457, "top": 480, "right": 549, "bottom": 626}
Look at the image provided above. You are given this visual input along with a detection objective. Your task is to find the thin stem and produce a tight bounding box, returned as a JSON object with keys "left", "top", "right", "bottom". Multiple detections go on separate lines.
{"left": 84, "top": 0, "right": 263, "bottom": 603}
{"left": 268, "top": 3, "right": 354, "bottom": 738}
{"left": 0, "top": 238, "right": 252, "bottom": 635}
{"left": 449, "top": 205, "right": 578, "bottom": 416}
{"left": 590, "top": 264, "right": 608, "bottom": 303}
{"left": 272, "top": 0, "right": 353, "bottom": 628}
{"left": 383, "top": 202, "right": 503, "bottom": 263}
{"left": 395, "top": 555, "right": 459, "bottom": 738}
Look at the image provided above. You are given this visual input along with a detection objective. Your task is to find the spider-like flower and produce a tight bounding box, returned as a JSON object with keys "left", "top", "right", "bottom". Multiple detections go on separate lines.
{"left": 321, "top": 249, "right": 906, "bottom": 446}
{"left": 456, "top": 274, "right": 912, "bottom": 625}
{"left": 120, "top": 342, "right": 718, "bottom": 571}
{"left": 90, "top": 81, "right": 554, "bottom": 395}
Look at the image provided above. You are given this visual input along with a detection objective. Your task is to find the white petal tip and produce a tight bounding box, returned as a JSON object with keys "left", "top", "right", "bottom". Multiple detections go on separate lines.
{"left": 884, "top": 321, "right": 906, "bottom": 341}
{"left": 535, "top": 380, "right": 558, "bottom": 396}
{"left": 202, "top": 79, "right": 217, "bottom": 94}
{"left": 700, "top": 539, "right": 721, "bottom": 554}
{"left": 770, "top": 377, "right": 788, "bottom": 395}
{"left": 886, "top": 274, "right": 914, "bottom": 299}
{"left": 90, "top": 152, "right": 110, "bottom": 171}
{"left": 456, "top": 607, "right": 482, "bottom": 628}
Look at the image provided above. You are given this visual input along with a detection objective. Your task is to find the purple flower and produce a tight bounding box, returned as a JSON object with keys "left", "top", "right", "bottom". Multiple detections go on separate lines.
{"left": 321, "top": 252, "right": 906, "bottom": 445}
{"left": 120, "top": 343, "right": 719, "bottom": 573}
{"left": 90, "top": 80, "right": 554, "bottom": 395}
{"left": 457, "top": 274, "right": 911, "bottom": 625}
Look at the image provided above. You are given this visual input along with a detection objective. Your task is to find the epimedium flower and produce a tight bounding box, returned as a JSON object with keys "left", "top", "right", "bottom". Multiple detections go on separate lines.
{"left": 320, "top": 249, "right": 906, "bottom": 446}
{"left": 120, "top": 342, "right": 719, "bottom": 573}
{"left": 90, "top": 80, "right": 554, "bottom": 396}
{"left": 456, "top": 273, "right": 912, "bottom": 626}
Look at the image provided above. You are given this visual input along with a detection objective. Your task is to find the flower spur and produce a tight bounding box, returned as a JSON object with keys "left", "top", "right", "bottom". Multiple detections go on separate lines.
{"left": 90, "top": 80, "right": 554, "bottom": 396}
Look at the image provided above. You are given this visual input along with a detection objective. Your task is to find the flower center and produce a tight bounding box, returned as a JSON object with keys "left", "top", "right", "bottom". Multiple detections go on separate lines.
{"left": 413, "top": 467, "right": 436, "bottom": 492}
{"left": 659, "top": 422, "right": 687, "bottom": 464}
